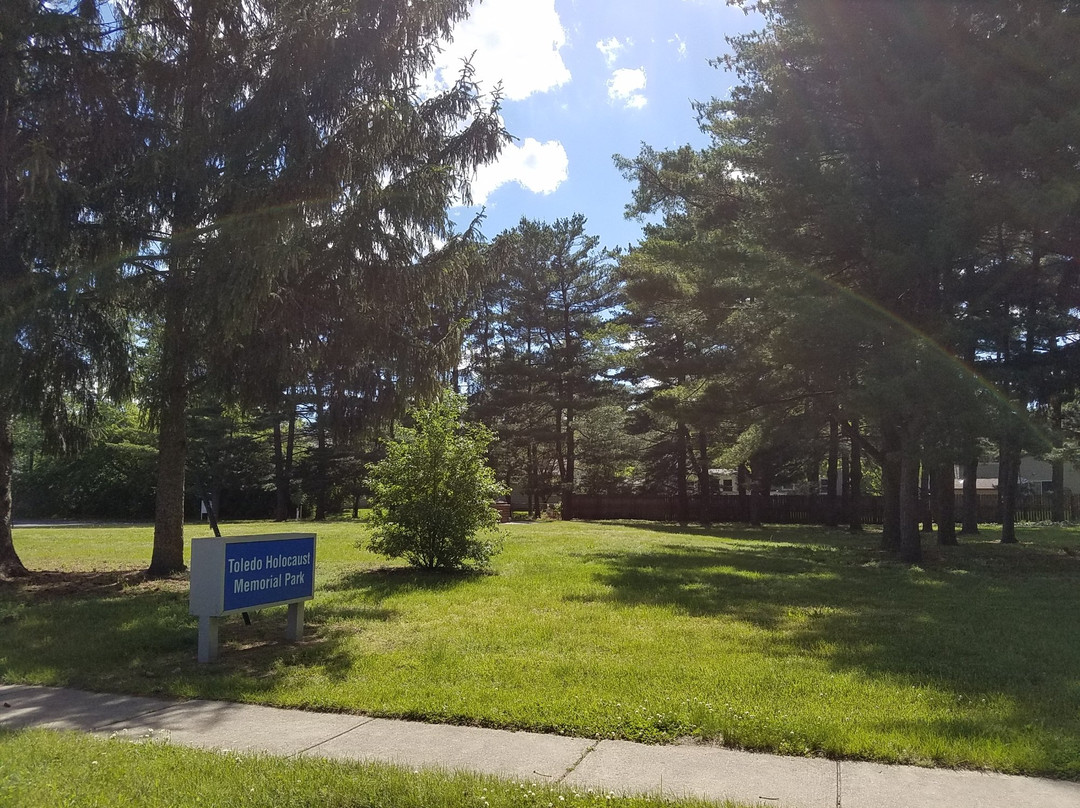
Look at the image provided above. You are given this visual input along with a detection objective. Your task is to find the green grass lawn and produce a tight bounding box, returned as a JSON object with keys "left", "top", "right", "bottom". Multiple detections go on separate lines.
{"left": 0, "top": 728, "right": 731, "bottom": 808}
{"left": 2, "top": 519, "right": 1079, "bottom": 778}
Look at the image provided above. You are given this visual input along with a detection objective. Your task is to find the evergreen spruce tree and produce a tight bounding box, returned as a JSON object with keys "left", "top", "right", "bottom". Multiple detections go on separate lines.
{"left": 111, "top": 0, "right": 507, "bottom": 575}
{"left": 1, "top": 1, "right": 137, "bottom": 577}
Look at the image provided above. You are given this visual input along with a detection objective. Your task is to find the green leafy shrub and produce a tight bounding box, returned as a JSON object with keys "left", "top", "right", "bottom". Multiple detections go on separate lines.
{"left": 366, "top": 393, "right": 505, "bottom": 570}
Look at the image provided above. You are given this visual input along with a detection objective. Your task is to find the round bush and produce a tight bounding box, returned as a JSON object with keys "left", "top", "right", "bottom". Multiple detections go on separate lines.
{"left": 366, "top": 393, "right": 504, "bottom": 570}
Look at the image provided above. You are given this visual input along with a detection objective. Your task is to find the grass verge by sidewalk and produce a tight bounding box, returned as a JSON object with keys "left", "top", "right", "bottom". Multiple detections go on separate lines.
{"left": 2, "top": 519, "right": 1079, "bottom": 778}
{"left": 0, "top": 728, "right": 734, "bottom": 808}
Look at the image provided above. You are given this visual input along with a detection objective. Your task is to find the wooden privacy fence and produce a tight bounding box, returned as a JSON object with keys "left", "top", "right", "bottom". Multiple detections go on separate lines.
{"left": 570, "top": 494, "right": 883, "bottom": 524}
{"left": 569, "top": 493, "right": 1080, "bottom": 525}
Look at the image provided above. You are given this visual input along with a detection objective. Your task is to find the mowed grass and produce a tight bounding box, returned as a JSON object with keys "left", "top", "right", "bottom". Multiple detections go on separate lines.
{"left": 2, "top": 519, "right": 1079, "bottom": 778}
{"left": 0, "top": 728, "right": 733, "bottom": 808}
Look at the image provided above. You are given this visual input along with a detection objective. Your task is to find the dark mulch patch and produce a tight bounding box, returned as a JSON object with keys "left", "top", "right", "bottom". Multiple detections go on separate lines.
{"left": 0, "top": 569, "right": 185, "bottom": 600}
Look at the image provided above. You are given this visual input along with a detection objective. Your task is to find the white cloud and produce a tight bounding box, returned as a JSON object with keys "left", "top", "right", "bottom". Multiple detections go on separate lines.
{"left": 469, "top": 138, "right": 569, "bottom": 204}
{"left": 596, "top": 36, "right": 631, "bottom": 67}
{"left": 669, "top": 34, "right": 688, "bottom": 60}
{"left": 430, "top": 0, "right": 571, "bottom": 101}
{"left": 607, "top": 67, "right": 648, "bottom": 109}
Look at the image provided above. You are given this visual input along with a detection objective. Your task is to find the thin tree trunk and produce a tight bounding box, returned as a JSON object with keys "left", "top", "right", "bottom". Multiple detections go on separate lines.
{"left": 697, "top": 430, "right": 711, "bottom": 528}
{"left": 562, "top": 405, "right": 575, "bottom": 520}
{"left": 840, "top": 451, "right": 850, "bottom": 525}
{"left": 1000, "top": 433, "right": 1020, "bottom": 544}
{"left": 273, "top": 402, "right": 298, "bottom": 521}
{"left": 1052, "top": 396, "right": 1064, "bottom": 522}
{"left": 747, "top": 468, "right": 762, "bottom": 527}
{"left": 0, "top": 414, "right": 29, "bottom": 578}
{"left": 737, "top": 463, "right": 750, "bottom": 523}
{"left": 285, "top": 407, "right": 296, "bottom": 514}
{"left": 996, "top": 440, "right": 1009, "bottom": 527}
{"left": 560, "top": 307, "right": 575, "bottom": 521}
{"left": 314, "top": 407, "right": 329, "bottom": 522}
{"left": 933, "top": 460, "right": 957, "bottom": 546}
{"left": 847, "top": 420, "right": 863, "bottom": 533}
{"left": 528, "top": 441, "right": 540, "bottom": 519}
{"left": 826, "top": 414, "right": 839, "bottom": 526}
{"left": 675, "top": 422, "right": 689, "bottom": 526}
{"left": 759, "top": 472, "right": 773, "bottom": 522}
{"left": 961, "top": 453, "right": 980, "bottom": 534}
{"left": 881, "top": 427, "right": 901, "bottom": 550}
{"left": 273, "top": 419, "right": 289, "bottom": 521}
{"left": 920, "top": 466, "right": 933, "bottom": 533}
{"left": 898, "top": 445, "right": 922, "bottom": 563}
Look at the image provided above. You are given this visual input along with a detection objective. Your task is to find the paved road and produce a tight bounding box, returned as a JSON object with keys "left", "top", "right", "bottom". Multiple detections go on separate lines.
{"left": 2, "top": 685, "right": 1078, "bottom": 807}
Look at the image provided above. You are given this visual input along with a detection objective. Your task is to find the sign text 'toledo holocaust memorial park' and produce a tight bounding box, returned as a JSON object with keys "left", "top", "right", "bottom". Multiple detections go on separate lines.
{"left": 190, "top": 533, "right": 316, "bottom": 663}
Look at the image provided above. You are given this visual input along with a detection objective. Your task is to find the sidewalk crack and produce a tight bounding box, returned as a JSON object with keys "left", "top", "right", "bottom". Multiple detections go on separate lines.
{"left": 836, "top": 760, "right": 842, "bottom": 808}
{"left": 291, "top": 717, "right": 376, "bottom": 758}
{"left": 554, "top": 740, "right": 599, "bottom": 784}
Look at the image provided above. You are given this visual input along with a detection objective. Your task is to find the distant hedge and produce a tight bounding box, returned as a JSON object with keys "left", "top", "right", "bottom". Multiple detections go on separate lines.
{"left": 13, "top": 442, "right": 158, "bottom": 520}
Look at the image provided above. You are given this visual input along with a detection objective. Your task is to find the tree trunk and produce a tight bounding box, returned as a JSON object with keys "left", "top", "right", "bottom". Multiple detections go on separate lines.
{"left": 561, "top": 405, "right": 575, "bottom": 520}
{"left": 759, "top": 472, "right": 773, "bottom": 522}
{"left": 826, "top": 414, "right": 839, "bottom": 526}
{"left": 0, "top": 415, "right": 29, "bottom": 578}
{"left": 675, "top": 422, "right": 689, "bottom": 526}
{"left": 840, "top": 452, "right": 850, "bottom": 524}
{"left": 747, "top": 473, "right": 761, "bottom": 527}
{"left": 960, "top": 453, "right": 979, "bottom": 534}
{"left": 697, "top": 430, "right": 711, "bottom": 528}
{"left": 847, "top": 420, "right": 863, "bottom": 533}
{"left": 898, "top": 446, "right": 922, "bottom": 563}
{"left": 148, "top": 273, "right": 189, "bottom": 577}
{"left": 149, "top": 1, "right": 211, "bottom": 577}
{"left": 880, "top": 427, "right": 901, "bottom": 551}
{"left": 273, "top": 419, "right": 288, "bottom": 521}
{"left": 737, "top": 463, "right": 750, "bottom": 523}
{"left": 933, "top": 460, "right": 957, "bottom": 546}
{"left": 273, "top": 404, "right": 296, "bottom": 521}
{"left": 528, "top": 441, "right": 540, "bottom": 519}
{"left": 1052, "top": 459, "right": 1065, "bottom": 522}
{"left": 1000, "top": 433, "right": 1020, "bottom": 544}
{"left": 1052, "top": 396, "right": 1064, "bottom": 522}
{"left": 920, "top": 466, "right": 933, "bottom": 533}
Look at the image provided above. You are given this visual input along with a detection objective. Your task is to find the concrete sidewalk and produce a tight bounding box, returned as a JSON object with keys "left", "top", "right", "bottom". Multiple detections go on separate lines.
{"left": 2, "top": 684, "right": 1078, "bottom": 808}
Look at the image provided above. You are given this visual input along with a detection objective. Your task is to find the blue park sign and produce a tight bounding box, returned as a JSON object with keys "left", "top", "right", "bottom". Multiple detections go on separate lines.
{"left": 223, "top": 535, "right": 315, "bottom": 612}
{"left": 190, "top": 533, "right": 316, "bottom": 662}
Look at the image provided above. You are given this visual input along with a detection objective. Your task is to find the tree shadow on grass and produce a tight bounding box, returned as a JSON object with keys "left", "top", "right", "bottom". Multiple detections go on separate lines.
{"left": 569, "top": 541, "right": 864, "bottom": 630}
{"left": 323, "top": 565, "right": 488, "bottom": 601}
{"left": 581, "top": 532, "right": 1080, "bottom": 764}
{"left": 0, "top": 566, "right": 437, "bottom": 699}
{"left": 587, "top": 519, "right": 866, "bottom": 545}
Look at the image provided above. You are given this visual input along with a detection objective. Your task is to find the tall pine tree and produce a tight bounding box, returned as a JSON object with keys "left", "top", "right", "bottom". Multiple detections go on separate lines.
{"left": 1, "top": 1, "right": 137, "bottom": 578}
{"left": 112, "top": 0, "right": 507, "bottom": 574}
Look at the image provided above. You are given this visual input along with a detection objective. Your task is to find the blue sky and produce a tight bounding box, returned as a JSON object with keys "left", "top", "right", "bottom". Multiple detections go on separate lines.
{"left": 433, "top": 0, "right": 765, "bottom": 252}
